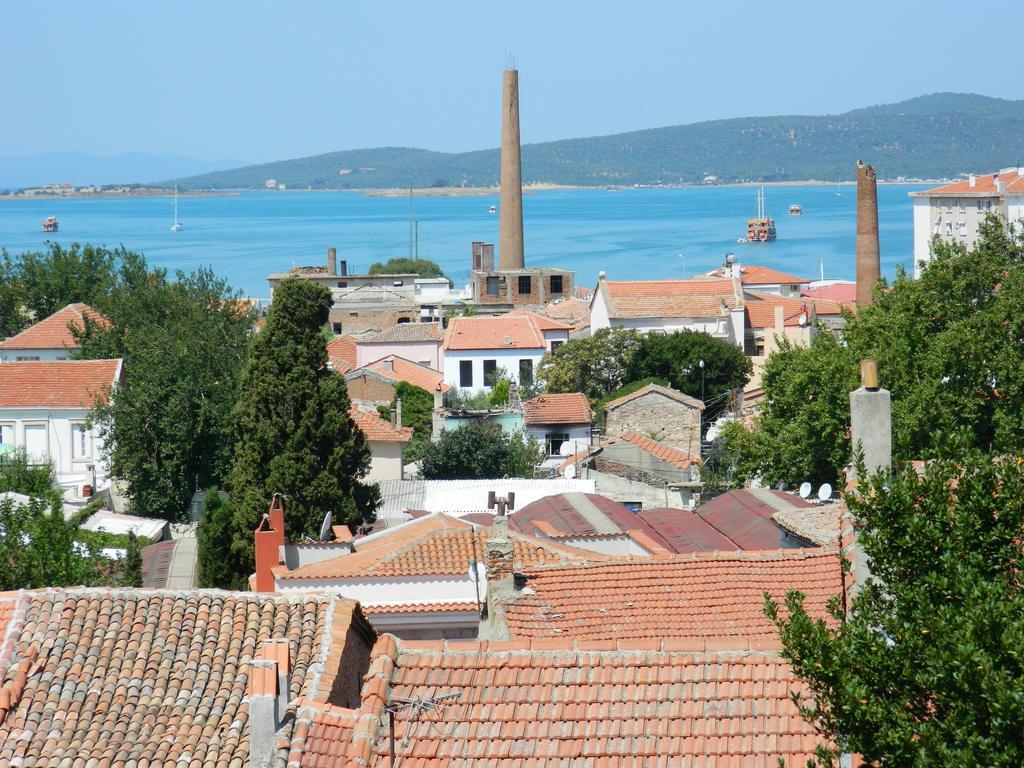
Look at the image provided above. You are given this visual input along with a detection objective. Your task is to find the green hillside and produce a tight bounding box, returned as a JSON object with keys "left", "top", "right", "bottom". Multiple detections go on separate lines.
{"left": 171, "top": 93, "right": 1024, "bottom": 190}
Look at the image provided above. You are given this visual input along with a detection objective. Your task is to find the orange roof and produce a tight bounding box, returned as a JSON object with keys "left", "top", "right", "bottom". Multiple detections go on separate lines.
{"left": 357, "top": 355, "right": 450, "bottom": 394}
{"left": 744, "top": 293, "right": 846, "bottom": 329}
{"left": 361, "top": 600, "right": 478, "bottom": 615}
{"left": 326, "top": 335, "right": 357, "bottom": 373}
{"left": 443, "top": 315, "right": 548, "bottom": 351}
{"left": 278, "top": 513, "right": 607, "bottom": 580}
{"left": 0, "top": 303, "right": 108, "bottom": 351}
{"left": 542, "top": 297, "right": 590, "bottom": 330}
{"left": 603, "top": 381, "right": 704, "bottom": 412}
{"left": 614, "top": 430, "right": 700, "bottom": 469}
{"left": 501, "top": 549, "right": 842, "bottom": 642}
{"left": 600, "top": 278, "right": 739, "bottom": 319}
{"left": 0, "top": 360, "right": 122, "bottom": 408}
{"left": 697, "top": 264, "right": 807, "bottom": 285}
{"left": 288, "top": 635, "right": 826, "bottom": 767}
{"left": 286, "top": 701, "right": 359, "bottom": 768}
{"left": 349, "top": 404, "right": 413, "bottom": 443}
{"left": 503, "top": 308, "right": 573, "bottom": 332}
{"left": 523, "top": 392, "right": 592, "bottom": 425}
{"left": 917, "top": 168, "right": 1024, "bottom": 196}
{"left": 802, "top": 282, "right": 857, "bottom": 304}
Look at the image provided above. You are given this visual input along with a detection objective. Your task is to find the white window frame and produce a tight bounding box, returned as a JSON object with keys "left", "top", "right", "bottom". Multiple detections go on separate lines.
{"left": 22, "top": 421, "right": 49, "bottom": 466}
{"left": 0, "top": 422, "right": 14, "bottom": 448}
{"left": 70, "top": 421, "right": 92, "bottom": 462}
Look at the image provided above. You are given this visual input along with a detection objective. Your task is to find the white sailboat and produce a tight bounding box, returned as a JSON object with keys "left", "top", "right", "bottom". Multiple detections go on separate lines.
{"left": 171, "top": 184, "right": 183, "bottom": 231}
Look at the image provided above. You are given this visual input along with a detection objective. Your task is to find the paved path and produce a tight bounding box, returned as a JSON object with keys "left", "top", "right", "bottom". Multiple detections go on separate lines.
{"left": 165, "top": 536, "right": 198, "bottom": 588}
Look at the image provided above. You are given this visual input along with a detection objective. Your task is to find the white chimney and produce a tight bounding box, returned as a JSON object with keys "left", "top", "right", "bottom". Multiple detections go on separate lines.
{"left": 968, "top": 174, "right": 976, "bottom": 188}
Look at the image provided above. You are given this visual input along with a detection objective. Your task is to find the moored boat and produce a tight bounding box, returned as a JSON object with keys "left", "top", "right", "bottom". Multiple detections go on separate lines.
{"left": 788, "top": 204, "right": 802, "bottom": 216}
{"left": 42, "top": 216, "right": 59, "bottom": 232}
{"left": 746, "top": 187, "right": 776, "bottom": 242}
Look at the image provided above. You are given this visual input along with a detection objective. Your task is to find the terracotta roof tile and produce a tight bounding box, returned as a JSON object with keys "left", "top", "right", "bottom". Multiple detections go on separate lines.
{"left": 613, "top": 431, "right": 700, "bottom": 469}
{"left": 361, "top": 601, "right": 479, "bottom": 615}
{"left": 503, "top": 308, "right": 573, "bottom": 332}
{"left": 443, "top": 315, "right": 549, "bottom": 351}
{"left": 286, "top": 701, "right": 359, "bottom": 768}
{"left": 523, "top": 392, "right": 592, "bottom": 425}
{"left": 350, "top": 404, "right": 413, "bottom": 443}
{"left": 801, "top": 282, "right": 857, "bottom": 304}
{"left": 602, "top": 381, "right": 704, "bottom": 412}
{"left": 502, "top": 549, "right": 843, "bottom": 642}
{"left": 0, "top": 359, "right": 122, "bottom": 408}
{"left": 916, "top": 168, "right": 1024, "bottom": 196}
{"left": 361, "top": 323, "right": 443, "bottom": 343}
{"left": 541, "top": 297, "right": 590, "bottom": 330}
{"left": 326, "top": 335, "right": 358, "bottom": 372}
{"left": 0, "top": 303, "right": 108, "bottom": 350}
{"left": 697, "top": 264, "right": 807, "bottom": 285}
{"left": 0, "top": 588, "right": 373, "bottom": 768}
{"left": 602, "top": 278, "right": 739, "bottom": 319}
{"left": 744, "top": 292, "right": 846, "bottom": 329}
{"left": 355, "top": 355, "right": 450, "bottom": 393}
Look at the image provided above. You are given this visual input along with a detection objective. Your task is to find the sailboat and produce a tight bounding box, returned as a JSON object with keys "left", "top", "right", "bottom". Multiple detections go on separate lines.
{"left": 745, "top": 186, "right": 776, "bottom": 242}
{"left": 170, "top": 184, "right": 183, "bottom": 231}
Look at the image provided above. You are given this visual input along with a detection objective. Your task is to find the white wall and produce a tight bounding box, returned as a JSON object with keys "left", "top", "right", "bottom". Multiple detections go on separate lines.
{"left": 0, "top": 347, "right": 74, "bottom": 362}
{"left": 912, "top": 197, "right": 933, "bottom": 278}
{"left": 367, "top": 440, "right": 405, "bottom": 482}
{"left": 0, "top": 407, "right": 110, "bottom": 496}
{"left": 443, "top": 347, "right": 545, "bottom": 391}
{"left": 275, "top": 574, "right": 482, "bottom": 605}
{"left": 356, "top": 341, "right": 441, "bottom": 370}
{"left": 551, "top": 534, "right": 653, "bottom": 557}
{"left": 526, "top": 425, "right": 591, "bottom": 457}
{"left": 590, "top": 290, "right": 611, "bottom": 332}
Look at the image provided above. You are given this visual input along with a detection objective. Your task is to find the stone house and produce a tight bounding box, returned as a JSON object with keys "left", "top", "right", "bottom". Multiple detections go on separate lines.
{"left": 602, "top": 382, "right": 704, "bottom": 456}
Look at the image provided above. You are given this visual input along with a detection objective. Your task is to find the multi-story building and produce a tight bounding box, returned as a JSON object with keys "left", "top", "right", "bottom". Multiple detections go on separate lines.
{"left": 910, "top": 167, "right": 1024, "bottom": 277}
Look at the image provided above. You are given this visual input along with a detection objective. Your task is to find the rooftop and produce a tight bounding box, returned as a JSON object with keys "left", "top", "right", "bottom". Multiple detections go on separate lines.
{"left": 349, "top": 404, "right": 413, "bottom": 443}
{"left": 443, "top": 315, "right": 550, "bottom": 351}
{"left": 602, "top": 381, "right": 704, "bottom": 412}
{"left": 612, "top": 430, "right": 701, "bottom": 469}
{"left": 361, "top": 322, "right": 444, "bottom": 343}
{"left": 599, "top": 277, "right": 740, "bottom": 320}
{"left": 801, "top": 281, "right": 857, "bottom": 305}
{"left": 353, "top": 354, "right": 450, "bottom": 394}
{"left": 504, "top": 308, "right": 574, "bottom": 332}
{"left": 910, "top": 168, "right": 1024, "bottom": 197}
{"left": 744, "top": 293, "right": 846, "bottom": 329}
{"left": 698, "top": 264, "right": 808, "bottom": 286}
{"left": 0, "top": 359, "right": 122, "bottom": 408}
{"left": 523, "top": 392, "right": 593, "bottom": 425}
{"left": 375, "top": 477, "right": 597, "bottom": 519}
{"left": 0, "top": 303, "right": 108, "bottom": 351}
{"left": 326, "top": 334, "right": 358, "bottom": 373}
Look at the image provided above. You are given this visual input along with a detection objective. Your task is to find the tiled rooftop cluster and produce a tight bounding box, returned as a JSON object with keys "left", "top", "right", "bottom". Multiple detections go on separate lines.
{"left": 523, "top": 392, "right": 593, "bottom": 425}
{"left": 0, "top": 359, "right": 122, "bottom": 408}
{"left": 350, "top": 404, "right": 414, "bottom": 443}
{"left": 602, "top": 278, "right": 740, "bottom": 319}
{"left": 0, "top": 303, "right": 108, "bottom": 351}
{"left": 358, "top": 354, "right": 450, "bottom": 393}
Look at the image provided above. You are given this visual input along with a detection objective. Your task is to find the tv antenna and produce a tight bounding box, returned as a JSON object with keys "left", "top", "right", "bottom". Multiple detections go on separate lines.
{"left": 386, "top": 693, "right": 460, "bottom": 767}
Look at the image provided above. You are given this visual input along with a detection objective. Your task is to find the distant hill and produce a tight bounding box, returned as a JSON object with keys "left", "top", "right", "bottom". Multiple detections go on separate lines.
{"left": 0, "top": 152, "right": 251, "bottom": 190}
{"left": 173, "top": 92, "right": 1024, "bottom": 190}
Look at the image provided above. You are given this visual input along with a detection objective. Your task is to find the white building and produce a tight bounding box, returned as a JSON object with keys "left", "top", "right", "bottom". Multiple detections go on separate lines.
{"left": 348, "top": 404, "right": 412, "bottom": 482}
{"left": 442, "top": 311, "right": 569, "bottom": 392}
{"left": 0, "top": 303, "right": 107, "bottom": 362}
{"left": 910, "top": 167, "right": 1024, "bottom": 277}
{"left": 522, "top": 392, "right": 593, "bottom": 464}
{"left": 0, "top": 359, "right": 122, "bottom": 499}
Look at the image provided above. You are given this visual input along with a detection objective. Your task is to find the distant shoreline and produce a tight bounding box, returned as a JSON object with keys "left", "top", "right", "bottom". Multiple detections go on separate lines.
{"left": 0, "top": 189, "right": 238, "bottom": 201}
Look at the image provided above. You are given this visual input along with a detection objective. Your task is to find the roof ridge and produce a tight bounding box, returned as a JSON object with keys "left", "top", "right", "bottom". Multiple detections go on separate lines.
{"left": 393, "top": 636, "right": 785, "bottom": 655}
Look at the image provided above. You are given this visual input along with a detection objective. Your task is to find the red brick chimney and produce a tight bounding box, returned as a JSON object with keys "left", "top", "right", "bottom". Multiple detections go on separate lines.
{"left": 253, "top": 495, "right": 286, "bottom": 592}
{"left": 855, "top": 160, "right": 880, "bottom": 306}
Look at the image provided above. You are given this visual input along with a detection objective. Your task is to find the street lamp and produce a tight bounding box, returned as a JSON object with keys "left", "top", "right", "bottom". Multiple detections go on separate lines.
{"left": 698, "top": 359, "right": 705, "bottom": 403}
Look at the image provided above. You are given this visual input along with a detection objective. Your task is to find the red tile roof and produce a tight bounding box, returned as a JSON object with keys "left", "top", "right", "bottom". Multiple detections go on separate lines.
{"left": 326, "top": 334, "right": 358, "bottom": 372}
{"left": 501, "top": 549, "right": 842, "bottom": 642}
{"left": 361, "top": 601, "right": 479, "bottom": 615}
{"left": 0, "top": 359, "right": 122, "bottom": 408}
{"left": 918, "top": 168, "right": 1024, "bottom": 196}
{"left": 744, "top": 293, "right": 846, "bottom": 329}
{"left": 523, "top": 392, "right": 593, "bottom": 425}
{"left": 361, "top": 322, "right": 443, "bottom": 343}
{"left": 278, "top": 513, "right": 607, "bottom": 581}
{"left": 542, "top": 297, "right": 590, "bottom": 330}
{"left": 801, "top": 282, "right": 857, "bottom": 304}
{"left": 696, "top": 264, "right": 808, "bottom": 286}
{"left": 614, "top": 430, "right": 701, "bottom": 469}
{"left": 350, "top": 404, "right": 413, "bottom": 443}
{"left": 286, "top": 701, "right": 359, "bottom": 768}
{"left": 443, "top": 315, "right": 547, "bottom": 351}
{"left": 289, "top": 636, "right": 826, "bottom": 767}
{"left": 0, "top": 303, "right": 108, "bottom": 350}
{"left": 356, "top": 354, "right": 451, "bottom": 394}
{"left": 601, "top": 277, "right": 739, "bottom": 319}
{"left": 602, "top": 381, "right": 704, "bottom": 413}
{"left": 0, "top": 588, "right": 374, "bottom": 768}
{"left": 504, "top": 308, "right": 573, "bottom": 332}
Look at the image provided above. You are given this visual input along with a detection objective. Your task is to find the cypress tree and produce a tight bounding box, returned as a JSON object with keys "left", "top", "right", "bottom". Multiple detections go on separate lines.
{"left": 227, "top": 278, "right": 379, "bottom": 573}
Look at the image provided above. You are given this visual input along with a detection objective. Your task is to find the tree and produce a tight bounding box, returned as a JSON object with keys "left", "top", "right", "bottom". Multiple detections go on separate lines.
{"left": 627, "top": 329, "right": 752, "bottom": 423}
{"left": 421, "top": 422, "right": 542, "bottom": 479}
{"left": 227, "top": 278, "right": 379, "bottom": 573}
{"left": 122, "top": 531, "right": 143, "bottom": 587}
{"left": 368, "top": 257, "right": 447, "bottom": 280}
{"left": 196, "top": 488, "right": 241, "bottom": 589}
{"left": 376, "top": 382, "right": 435, "bottom": 463}
{"left": 0, "top": 450, "right": 59, "bottom": 501}
{"left": 79, "top": 252, "right": 253, "bottom": 521}
{"left": 767, "top": 451, "right": 1024, "bottom": 767}
{"left": 538, "top": 328, "right": 644, "bottom": 401}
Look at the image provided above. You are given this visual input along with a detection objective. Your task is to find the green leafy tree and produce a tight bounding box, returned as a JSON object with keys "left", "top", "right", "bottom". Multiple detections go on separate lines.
{"left": 376, "top": 382, "right": 435, "bottom": 463}
{"left": 627, "top": 329, "right": 752, "bottom": 423}
{"left": 368, "top": 257, "right": 447, "bottom": 280}
{"left": 0, "top": 450, "right": 59, "bottom": 501}
{"left": 79, "top": 252, "right": 252, "bottom": 521}
{"left": 227, "top": 278, "right": 379, "bottom": 574}
{"left": 196, "top": 488, "right": 241, "bottom": 589}
{"left": 421, "top": 422, "right": 542, "bottom": 479}
{"left": 538, "top": 328, "right": 644, "bottom": 401}
{"left": 122, "top": 531, "right": 143, "bottom": 587}
{"left": 767, "top": 451, "right": 1024, "bottom": 767}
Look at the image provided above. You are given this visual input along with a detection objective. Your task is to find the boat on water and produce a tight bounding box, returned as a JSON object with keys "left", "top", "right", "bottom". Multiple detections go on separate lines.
{"left": 42, "top": 216, "right": 59, "bottom": 233}
{"left": 170, "top": 184, "right": 183, "bottom": 231}
{"left": 488, "top": 205, "right": 497, "bottom": 214}
{"left": 745, "top": 187, "right": 776, "bottom": 242}
{"left": 788, "top": 204, "right": 803, "bottom": 216}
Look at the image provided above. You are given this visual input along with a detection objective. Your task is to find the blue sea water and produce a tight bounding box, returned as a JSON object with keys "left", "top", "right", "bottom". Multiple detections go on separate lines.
{"left": 0, "top": 185, "right": 927, "bottom": 299}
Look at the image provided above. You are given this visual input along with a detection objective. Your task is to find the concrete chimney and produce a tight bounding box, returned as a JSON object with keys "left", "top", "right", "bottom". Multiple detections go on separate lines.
{"left": 396, "top": 397, "right": 403, "bottom": 429}
{"left": 968, "top": 174, "right": 976, "bottom": 189}
{"left": 849, "top": 359, "right": 891, "bottom": 482}
{"left": 499, "top": 68, "right": 525, "bottom": 271}
{"left": 482, "top": 513, "right": 516, "bottom": 640}
{"left": 327, "top": 247, "right": 337, "bottom": 277}
{"left": 247, "top": 658, "right": 280, "bottom": 768}
{"left": 855, "top": 161, "right": 880, "bottom": 306}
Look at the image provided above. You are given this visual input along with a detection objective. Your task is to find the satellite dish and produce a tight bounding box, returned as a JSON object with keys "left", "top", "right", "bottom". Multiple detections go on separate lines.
{"left": 798, "top": 482, "right": 812, "bottom": 499}
{"left": 705, "top": 425, "right": 719, "bottom": 442}
{"left": 558, "top": 441, "right": 575, "bottom": 457}
{"left": 563, "top": 463, "right": 577, "bottom": 479}
{"left": 318, "top": 511, "right": 332, "bottom": 542}
{"left": 817, "top": 483, "right": 833, "bottom": 502}
{"left": 687, "top": 498, "right": 696, "bottom": 511}
{"left": 468, "top": 561, "right": 487, "bottom": 581}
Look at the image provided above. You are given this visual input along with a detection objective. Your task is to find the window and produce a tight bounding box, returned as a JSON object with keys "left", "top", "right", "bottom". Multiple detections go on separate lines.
{"left": 622, "top": 501, "right": 643, "bottom": 513}
{"left": 397, "top": 317, "right": 411, "bottom": 324}
{"left": 518, "top": 275, "right": 532, "bottom": 294}
{"left": 545, "top": 432, "right": 570, "bottom": 457}
{"left": 459, "top": 360, "right": 473, "bottom": 388}
{"left": 486, "top": 276, "right": 502, "bottom": 296}
{"left": 549, "top": 275, "right": 564, "bottom": 294}
{"left": 550, "top": 340, "right": 563, "bottom": 353}
{"left": 418, "top": 359, "right": 431, "bottom": 367}
{"left": 932, "top": 220, "right": 941, "bottom": 235}
{"left": 519, "top": 359, "right": 533, "bottom": 384}
{"left": 23, "top": 424, "right": 47, "bottom": 464}
{"left": 945, "top": 199, "right": 953, "bottom": 212}
{"left": 483, "top": 359, "right": 497, "bottom": 385}
{"left": 945, "top": 223, "right": 953, "bottom": 237}
{"left": 332, "top": 322, "right": 342, "bottom": 334}
{"left": 0, "top": 423, "right": 13, "bottom": 447}
{"left": 15, "top": 355, "right": 40, "bottom": 361}
{"left": 958, "top": 222, "right": 967, "bottom": 237}
{"left": 71, "top": 423, "right": 91, "bottom": 460}
{"left": 336, "top": 281, "right": 348, "bottom": 288}
{"left": 958, "top": 198, "right": 966, "bottom": 213}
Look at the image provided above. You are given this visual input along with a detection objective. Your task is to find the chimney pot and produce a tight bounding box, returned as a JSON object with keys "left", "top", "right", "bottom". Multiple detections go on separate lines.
{"left": 860, "top": 359, "right": 879, "bottom": 390}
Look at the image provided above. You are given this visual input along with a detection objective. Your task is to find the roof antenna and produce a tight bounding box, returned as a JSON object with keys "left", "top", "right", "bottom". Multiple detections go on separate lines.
{"left": 386, "top": 693, "right": 460, "bottom": 767}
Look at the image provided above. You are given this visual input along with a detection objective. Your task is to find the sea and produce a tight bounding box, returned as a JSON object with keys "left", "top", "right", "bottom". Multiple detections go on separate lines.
{"left": 0, "top": 184, "right": 928, "bottom": 299}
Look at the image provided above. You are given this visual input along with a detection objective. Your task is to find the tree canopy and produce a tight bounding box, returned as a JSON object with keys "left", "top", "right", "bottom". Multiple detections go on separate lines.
{"left": 421, "top": 422, "right": 542, "bottom": 480}
{"left": 368, "top": 257, "right": 446, "bottom": 280}
{"left": 538, "top": 328, "right": 644, "bottom": 402}
{"left": 376, "top": 381, "right": 435, "bottom": 463}
{"left": 225, "top": 277, "right": 379, "bottom": 578}
{"left": 768, "top": 451, "right": 1024, "bottom": 767}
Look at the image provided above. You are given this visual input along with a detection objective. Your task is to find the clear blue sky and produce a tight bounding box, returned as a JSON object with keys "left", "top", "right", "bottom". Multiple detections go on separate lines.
{"left": 5, "top": 1, "right": 1022, "bottom": 163}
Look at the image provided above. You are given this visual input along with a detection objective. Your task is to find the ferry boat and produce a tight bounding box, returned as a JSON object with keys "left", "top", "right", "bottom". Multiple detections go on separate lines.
{"left": 746, "top": 187, "right": 776, "bottom": 242}
{"left": 488, "top": 205, "right": 497, "bottom": 214}
{"left": 788, "top": 204, "right": 803, "bottom": 216}
{"left": 42, "top": 216, "right": 59, "bottom": 233}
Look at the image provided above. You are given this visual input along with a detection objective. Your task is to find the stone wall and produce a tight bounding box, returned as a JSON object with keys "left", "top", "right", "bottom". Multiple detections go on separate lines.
{"left": 604, "top": 392, "right": 701, "bottom": 455}
{"left": 346, "top": 374, "right": 396, "bottom": 405}
{"left": 328, "top": 308, "right": 420, "bottom": 337}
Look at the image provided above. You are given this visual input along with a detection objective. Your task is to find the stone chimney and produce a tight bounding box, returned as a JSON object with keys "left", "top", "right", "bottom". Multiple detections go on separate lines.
{"left": 855, "top": 161, "right": 880, "bottom": 306}
{"left": 327, "top": 247, "right": 337, "bottom": 277}
{"left": 395, "top": 397, "right": 403, "bottom": 429}
{"left": 253, "top": 495, "right": 286, "bottom": 592}
{"left": 499, "top": 68, "right": 525, "bottom": 271}
{"left": 849, "top": 359, "right": 891, "bottom": 482}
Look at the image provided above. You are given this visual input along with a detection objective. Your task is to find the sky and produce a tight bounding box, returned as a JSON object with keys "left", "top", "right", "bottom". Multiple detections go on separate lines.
{"left": 4, "top": 1, "right": 1022, "bottom": 164}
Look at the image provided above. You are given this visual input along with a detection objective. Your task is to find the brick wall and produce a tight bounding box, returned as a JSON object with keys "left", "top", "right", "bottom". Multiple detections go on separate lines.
{"left": 345, "top": 374, "right": 396, "bottom": 405}
{"left": 604, "top": 392, "right": 701, "bottom": 455}
{"left": 328, "top": 308, "right": 420, "bottom": 337}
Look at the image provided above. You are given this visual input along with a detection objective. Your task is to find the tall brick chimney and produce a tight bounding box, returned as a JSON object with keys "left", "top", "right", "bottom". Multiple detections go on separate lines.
{"left": 499, "top": 68, "right": 525, "bottom": 271}
{"left": 253, "top": 495, "right": 286, "bottom": 592}
{"left": 855, "top": 161, "right": 880, "bottom": 306}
